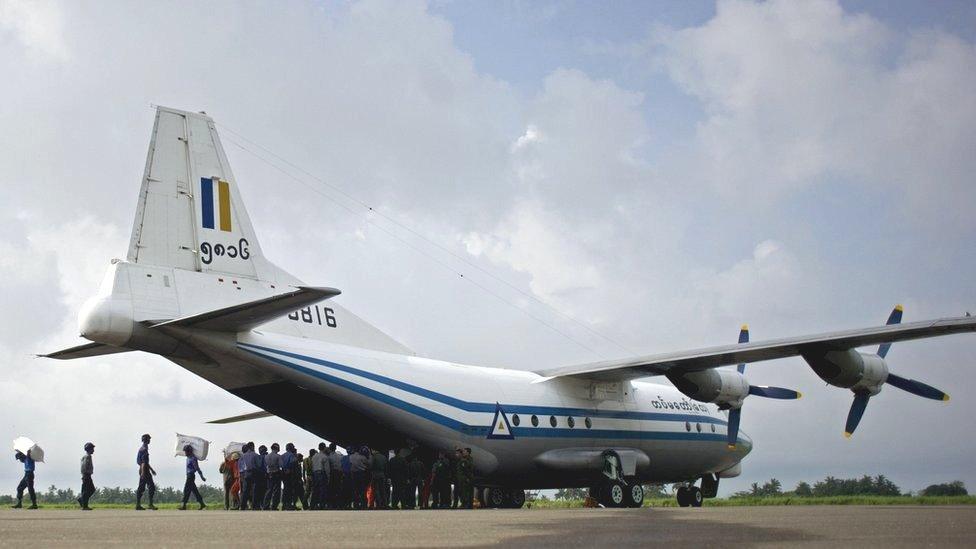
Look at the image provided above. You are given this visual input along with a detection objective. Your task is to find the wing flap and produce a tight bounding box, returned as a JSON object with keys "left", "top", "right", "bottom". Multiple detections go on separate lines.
{"left": 206, "top": 410, "right": 274, "bottom": 424}
{"left": 151, "top": 286, "right": 340, "bottom": 332}
{"left": 536, "top": 315, "right": 976, "bottom": 381}
{"left": 39, "top": 342, "right": 132, "bottom": 360}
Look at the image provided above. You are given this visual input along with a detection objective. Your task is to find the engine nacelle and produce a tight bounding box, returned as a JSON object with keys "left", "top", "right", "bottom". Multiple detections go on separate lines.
{"left": 802, "top": 348, "right": 889, "bottom": 395}
{"left": 667, "top": 369, "right": 751, "bottom": 409}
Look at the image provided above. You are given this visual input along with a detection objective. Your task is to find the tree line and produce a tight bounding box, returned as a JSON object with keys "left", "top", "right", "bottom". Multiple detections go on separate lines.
{"left": 733, "top": 475, "right": 968, "bottom": 498}
{"left": 0, "top": 484, "right": 225, "bottom": 505}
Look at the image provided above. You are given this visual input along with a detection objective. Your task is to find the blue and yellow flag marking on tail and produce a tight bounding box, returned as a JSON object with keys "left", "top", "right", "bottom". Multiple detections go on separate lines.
{"left": 200, "top": 177, "right": 232, "bottom": 231}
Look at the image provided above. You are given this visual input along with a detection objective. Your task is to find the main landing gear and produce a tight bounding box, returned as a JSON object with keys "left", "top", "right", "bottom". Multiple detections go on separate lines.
{"left": 590, "top": 451, "right": 645, "bottom": 508}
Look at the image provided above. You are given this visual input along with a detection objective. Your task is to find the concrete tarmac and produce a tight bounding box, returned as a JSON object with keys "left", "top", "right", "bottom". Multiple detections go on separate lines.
{"left": 0, "top": 506, "right": 973, "bottom": 547}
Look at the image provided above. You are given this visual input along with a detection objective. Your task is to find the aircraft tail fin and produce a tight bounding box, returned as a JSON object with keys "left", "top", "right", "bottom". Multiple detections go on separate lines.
{"left": 127, "top": 106, "right": 275, "bottom": 280}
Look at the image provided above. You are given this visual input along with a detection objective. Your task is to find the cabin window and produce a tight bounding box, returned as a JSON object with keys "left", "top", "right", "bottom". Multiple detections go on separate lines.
{"left": 585, "top": 417, "right": 592, "bottom": 429}
{"left": 531, "top": 415, "right": 539, "bottom": 427}
{"left": 549, "top": 415, "right": 557, "bottom": 427}
{"left": 685, "top": 421, "right": 691, "bottom": 432}
{"left": 512, "top": 414, "right": 520, "bottom": 427}
{"left": 696, "top": 422, "right": 702, "bottom": 433}
{"left": 710, "top": 424, "right": 716, "bottom": 433}
{"left": 567, "top": 416, "right": 575, "bottom": 428}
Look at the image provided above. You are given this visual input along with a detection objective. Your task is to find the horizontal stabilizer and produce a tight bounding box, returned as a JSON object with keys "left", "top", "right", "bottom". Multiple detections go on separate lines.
{"left": 151, "top": 286, "right": 341, "bottom": 333}
{"left": 207, "top": 410, "right": 274, "bottom": 424}
{"left": 39, "top": 342, "right": 132, "bottom": 360}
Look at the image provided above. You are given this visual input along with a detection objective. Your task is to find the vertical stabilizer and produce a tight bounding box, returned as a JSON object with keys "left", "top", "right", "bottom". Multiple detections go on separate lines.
{"left": 128, "top": 106, "right": 273, "bottom": 280}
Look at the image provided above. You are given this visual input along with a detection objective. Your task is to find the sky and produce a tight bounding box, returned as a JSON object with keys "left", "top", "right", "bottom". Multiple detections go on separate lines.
{"left": 1, "top": 0, "right": 975, "bottom": 498}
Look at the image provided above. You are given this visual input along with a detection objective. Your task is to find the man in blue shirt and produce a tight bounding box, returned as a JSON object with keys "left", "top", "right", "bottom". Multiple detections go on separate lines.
{"left": 264, "top": 443, "right": 282, "bottom": 510}
{"left": 135, "top": 434, "right": 157, "bottom": 510}
{"left": 255, "top": 445, "right": 268, "bottom": 510}
{"left": 238, "top": 442, "right": 257, "bottom": 510}
{"left": 179, "top": 445, "right": 207, "bottom": 510}
{"left": 280, "top": 443, "right": 298, "bottom": 510}
{"left": 12, "top": 449, "right": 37, "bottom": 509}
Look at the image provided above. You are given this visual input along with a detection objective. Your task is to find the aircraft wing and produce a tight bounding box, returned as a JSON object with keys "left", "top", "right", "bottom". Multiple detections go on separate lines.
{"left": 39, "top": 342, "right": 133, "bottom": 360}
{"left": 151, "top": 286, "right": 340, "bottom": 332}
{"left": 534, "top": 315, "right": 976, "bottom": 382}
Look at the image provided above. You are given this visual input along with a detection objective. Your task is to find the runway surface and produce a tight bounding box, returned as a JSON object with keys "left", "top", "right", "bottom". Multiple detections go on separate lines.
{"left": 0, "top": 506, "right": 973, "bottom": 547}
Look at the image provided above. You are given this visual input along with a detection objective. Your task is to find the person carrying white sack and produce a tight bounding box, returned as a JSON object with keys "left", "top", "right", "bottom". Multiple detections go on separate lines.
{"left": 180, "top": 444, "right": 207, "bottom": 510}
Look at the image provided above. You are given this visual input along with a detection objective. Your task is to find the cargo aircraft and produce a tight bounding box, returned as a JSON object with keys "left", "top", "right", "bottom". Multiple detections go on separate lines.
{"left": 44, "top": 106, "right": 976, "bottom": 508}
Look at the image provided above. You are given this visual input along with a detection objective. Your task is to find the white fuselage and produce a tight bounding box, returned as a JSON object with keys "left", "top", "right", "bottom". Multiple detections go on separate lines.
{"left": 221, "top": 331, "right": 750, "bottom": 488}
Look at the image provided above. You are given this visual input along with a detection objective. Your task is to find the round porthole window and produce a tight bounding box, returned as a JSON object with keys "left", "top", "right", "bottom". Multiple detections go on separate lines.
{"left": 567, "top": 416, "right": 575, "bottom": 428}
{"left": 531, "top": 415, "right": 539, "bottom": 427}
{"left": 710, "top": 423, "right": 715, "bottom": 433}
{"left": 585, "top": 417, "right": 592, "bottom": 429}
{"left": 685, "top": 421, "right": 691, "bottom": 432}
{"left": 696, "top": 422, "right": 702, "bottom": 433}
{"left": 550, "top": 415, "right": 557, "bottom": 427}
{"left": 512, "top": 414, "right": 520, "bottom": 427}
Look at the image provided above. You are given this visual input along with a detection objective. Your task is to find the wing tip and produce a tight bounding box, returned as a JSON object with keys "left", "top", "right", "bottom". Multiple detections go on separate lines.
{"left": 894, "top": 304, "right": 904, "bottom": 312}
{"left": 843, "top": 431, "right": 853, "bottom": 439}
{"left": 942, "top": 394, "right": 950, "bottom": 402}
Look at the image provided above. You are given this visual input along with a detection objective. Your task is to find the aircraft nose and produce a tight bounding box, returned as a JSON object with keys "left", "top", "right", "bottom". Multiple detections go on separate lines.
{"left": 737, "top": 429, "right": 754, "bottom": 456}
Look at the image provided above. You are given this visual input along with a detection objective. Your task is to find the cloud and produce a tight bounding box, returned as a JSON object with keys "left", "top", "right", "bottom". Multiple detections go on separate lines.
{"left": 0, "top": 0, "right": 68, "bottom": 61}
{"left": 650, "top": 0, "right": 976, "bottom": 226}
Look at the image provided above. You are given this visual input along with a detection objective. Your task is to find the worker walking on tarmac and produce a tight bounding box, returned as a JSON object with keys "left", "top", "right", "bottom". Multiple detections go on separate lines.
{"left": 457, "top": 448, "right": 475, "bottom": 509}
{"left": 180, "top": 445, "right": 207, "bottom": 510}
{"left": 12, "top": 449, "right": 37, "bottom": 509}
{"left": 135, "top": 434, "right": 157, "bottom": 511}
{"left": 78, "top": 442, "right": 95, "bottom": 510}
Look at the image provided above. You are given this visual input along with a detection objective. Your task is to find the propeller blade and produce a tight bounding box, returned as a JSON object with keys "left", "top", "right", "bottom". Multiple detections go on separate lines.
{"left": 727, "top": 408, "right": 741, "bottom": 450}
{"left": 886, "top": 373, "right": 950, "bottom": 401}
{"left": 749, "top": 385, "right": 802, "bottom": 399}
{"left": 877, "top": 304, "right": 903, "bottom": 358}
{"left": 844, "top": 392, "right": 871, "bottom": 438}
{"left": 737, "top": 324, "right": 748, "bottom": 374}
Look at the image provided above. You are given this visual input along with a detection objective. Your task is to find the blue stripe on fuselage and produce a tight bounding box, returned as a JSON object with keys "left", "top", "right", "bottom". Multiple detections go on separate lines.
{"left": 237, "top": 343, "right": 728, "bottom": 442}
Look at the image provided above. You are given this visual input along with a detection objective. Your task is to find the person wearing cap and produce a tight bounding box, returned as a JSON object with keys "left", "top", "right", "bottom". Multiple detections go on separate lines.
{"left": 78, "top": 442, "right": 95, "bottom": 510}
{"left": 135, "top": 434, "right": 157, "bottom": 511}
{"left": 180, "top": 444, "right": 207, "bottom": 510}
{"left": 12, "top": 449, "right": 37, "bottom": 509}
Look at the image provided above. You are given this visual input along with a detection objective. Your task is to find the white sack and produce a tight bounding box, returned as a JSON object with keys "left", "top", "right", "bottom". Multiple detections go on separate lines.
{"left": 223, "top": 442, "right": 245, "bottom": 458}
{"left": 12, "top": 437, "right": 44, "bottom": 463}
{"left": 174, "top": 433, "right": 210, "bottom": 460}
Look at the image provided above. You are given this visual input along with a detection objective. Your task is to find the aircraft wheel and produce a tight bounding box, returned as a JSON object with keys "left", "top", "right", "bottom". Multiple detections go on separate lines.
{"left": 626, "top": 482, "right": 644, "bottom": 508}
{"left": 690, "top": 486, "right": 703, "bottom": 507}
{"left": 676, "top": 486, "right": 690, "bottom": 507}
{"left": 608, "top": 480, "right": 626, "bottom": 508}
{"left": 505, "top": 489, "right": 526, "bottom": 509}
{"left": 485, "top": 488, "right": 506, "bottom": 509}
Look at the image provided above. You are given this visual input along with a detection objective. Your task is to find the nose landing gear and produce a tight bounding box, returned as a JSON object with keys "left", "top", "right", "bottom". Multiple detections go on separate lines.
{"left": 675, "top": 484, "right": 703, "bottom": 507}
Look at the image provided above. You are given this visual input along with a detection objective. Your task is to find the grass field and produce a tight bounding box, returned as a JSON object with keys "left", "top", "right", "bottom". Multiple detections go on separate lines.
{"left": 527, "top": 495, "right": 976, "bottom": 508}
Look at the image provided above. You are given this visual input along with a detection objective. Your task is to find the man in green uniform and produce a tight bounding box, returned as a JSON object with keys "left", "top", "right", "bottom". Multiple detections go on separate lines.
{"left": 457, "top": 447, "right": 475, "bottom": 509}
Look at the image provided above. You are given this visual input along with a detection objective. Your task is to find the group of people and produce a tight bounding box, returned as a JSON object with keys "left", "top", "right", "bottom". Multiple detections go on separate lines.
{"left": 220, "top": 443, "right": 477, "bottom": 511}
{"left": 10, "top": 435, "right": 478, "bottom": 512}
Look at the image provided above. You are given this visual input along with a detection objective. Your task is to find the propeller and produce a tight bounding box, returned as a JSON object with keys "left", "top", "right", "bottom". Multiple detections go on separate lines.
{"left": 727, "top": 325, "right": 802, "bottom": 449}
{"left": 843, "top": 305, "right": 950, "bottom": 438}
